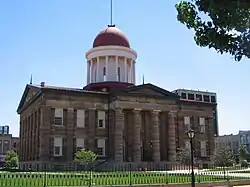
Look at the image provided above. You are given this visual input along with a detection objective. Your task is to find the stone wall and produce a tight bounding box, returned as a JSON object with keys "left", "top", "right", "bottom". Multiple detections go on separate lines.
{"left": 19, "top": 87, "right": 216, "bottom": 166}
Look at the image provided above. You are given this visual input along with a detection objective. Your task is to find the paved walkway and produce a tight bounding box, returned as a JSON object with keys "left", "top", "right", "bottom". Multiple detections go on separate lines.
{"left": 161, "top": 168, "right": 250, "bottom": 178}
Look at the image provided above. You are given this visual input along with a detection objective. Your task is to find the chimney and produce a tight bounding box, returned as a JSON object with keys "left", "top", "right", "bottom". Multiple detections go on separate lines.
{"left": 40, "top": 82, "right": 45, "bottom": 87}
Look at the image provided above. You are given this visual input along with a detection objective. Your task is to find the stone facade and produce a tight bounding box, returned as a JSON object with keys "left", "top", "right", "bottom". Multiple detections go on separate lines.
{"left": 17, "top": 83, "right": 216, "bottom": 170}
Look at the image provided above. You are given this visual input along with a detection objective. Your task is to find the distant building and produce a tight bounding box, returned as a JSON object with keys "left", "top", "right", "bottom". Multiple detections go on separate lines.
{"left": 238, "top": 130, "right": 250, "bottom": 150}
{"left": 215, "top": 130, "right": 250, "bottom": 156}
{"left": 215, "top": 134, "right": 240, "bottom": 155}
{"left": 0, "top": 125, "right": 10, "bottom": 135}
{"left": 173, "top": 89, "right": 218, "bottom": 136}
{"left": 0, "top": 126, "right": 19, "bottom": 167}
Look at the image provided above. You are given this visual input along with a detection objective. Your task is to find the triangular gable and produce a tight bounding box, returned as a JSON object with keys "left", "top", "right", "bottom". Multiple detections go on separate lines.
{"left": 17, "top": 84, "right": 41, "bottom": 114}
{"left": 119, "top": 83, "right": 180, "bottom": 99}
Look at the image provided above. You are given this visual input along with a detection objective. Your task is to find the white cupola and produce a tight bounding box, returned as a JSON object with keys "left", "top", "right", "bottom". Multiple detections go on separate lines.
{"left": 85, "top": 26, "right": 137, "bottom": 87}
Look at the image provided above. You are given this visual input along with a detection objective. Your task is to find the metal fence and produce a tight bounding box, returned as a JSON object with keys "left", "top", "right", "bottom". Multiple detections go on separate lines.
{"left": 0, "top": 163, "right": 250, "bottom": 187}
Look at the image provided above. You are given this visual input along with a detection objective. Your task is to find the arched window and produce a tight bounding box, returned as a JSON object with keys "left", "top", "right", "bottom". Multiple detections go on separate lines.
{"left": 103, "top": 67, "right": 106, "bottom": 81}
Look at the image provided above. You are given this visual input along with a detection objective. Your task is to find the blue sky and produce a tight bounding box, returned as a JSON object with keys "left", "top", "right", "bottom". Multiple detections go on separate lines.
{"left": 0, "top": 0, "right": 249, "bottom": 137}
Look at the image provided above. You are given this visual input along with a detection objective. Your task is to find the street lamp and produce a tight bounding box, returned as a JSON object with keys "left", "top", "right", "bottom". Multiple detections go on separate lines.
{"left": 187, "top": 129, "right": 195, "bottom": 187}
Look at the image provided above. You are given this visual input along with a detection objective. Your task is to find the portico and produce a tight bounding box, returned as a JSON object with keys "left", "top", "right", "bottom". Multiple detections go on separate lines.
{"left": 113, "top": 105, "right": 177, "bottom": 162}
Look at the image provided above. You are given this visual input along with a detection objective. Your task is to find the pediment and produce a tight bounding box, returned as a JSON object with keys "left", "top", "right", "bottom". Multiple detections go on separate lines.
{"left": 17, "top": 84, "right": 41, "bottom": 114}
{"left": 121, "top": 83, "right": 179, "bottom": 99}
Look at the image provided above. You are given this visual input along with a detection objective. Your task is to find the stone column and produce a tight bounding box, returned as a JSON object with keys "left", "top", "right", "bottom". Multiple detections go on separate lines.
{"left": 168, "top": 112, "right": 176, "bottom": 162}
{"left": 39, "top": 106, "right": 52, "bottom": 162}
{"left": 114, "top": 108, "right": 124, "bottom": 162}
{"left": 132, "top": 108, "right": 142, "bottom": 162}
{"left": 32, "top": 112, "right": 36, "bottom": 160}
{"left": 207, "top": 116, "right": 214, "bottom": 157}
{"left": 151, "top": 110, "right": 161, "bottom": 162}
{"left": 66, "top": 108, "right": 74, "bottom": 161}
{"left": 87, "top": 109, "right": 96, "bottom": 151}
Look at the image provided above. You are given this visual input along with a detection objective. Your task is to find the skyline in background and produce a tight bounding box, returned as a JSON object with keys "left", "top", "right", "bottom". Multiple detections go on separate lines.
{"left": 0, "top": 0, "right": 249, "bottom": 137}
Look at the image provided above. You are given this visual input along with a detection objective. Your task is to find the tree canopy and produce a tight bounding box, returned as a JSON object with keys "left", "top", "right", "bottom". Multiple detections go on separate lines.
{"left": 212, "top": 144, "right": 235, "bottom": 167}
{"left": 176, "top": 148, "right": 198, "bottom": 166}
{"left": 74, "top": 149, "right": 97, "bottom": 165}
{"left": 239, "top": 145, "right": 250, "bottom": 161}
{"left": 4, "top": 150, "right": 19, "bottom": 169}
{"left": 176, "top": 0, "right": 250, "bottom": 61}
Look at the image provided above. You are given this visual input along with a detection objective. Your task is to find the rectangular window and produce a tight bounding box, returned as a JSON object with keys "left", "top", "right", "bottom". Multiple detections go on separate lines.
{"left": 196, "top": 94, "right": 202, "bottom": 101}
{"left": 97, "top": 139, "right": 105, "bottom": 156}
{"left": 54, "top": 146, "right": 61, "bottom": 155}
{"left": 203, "top": 95, "right": 210, "bottom": 102}
{"left": 181, "top": 92, "right": 187, "bottom": 99}
{"left": 185, "top": 124, "right": 191, "bottom": 131}
{"left": 3, "top": 140, "right": 9, "bottom": 154}
{"left": 184, "top": 117, "right": 190, "bottom": 131}
{"left": 97, "top": 147, "right": 104, "bottom": 155}
{"left": 76, "top": 138, "right": 85, "bottom": 151}
{"left": 97, "top": 111, "right": 105, "bottom": 128}
{"left": 187, "top": 93, "right": 195, "bottom": 100}
{"left": 54, "top": 108, "right": 63, "bottom": 126}
{"left": 77, "top": 147, "right": 83, "bottom": 152}
{"left": 199, "top": 117, "right": 205, "bottom": 125}
{"left": 200, "top": 125, "right": 205, "bottom": 133}
{"left": 185, "top": 140, "right": 191, "bottom": 149}
{"left": 77, "top": 110, "right": 85, "bottom": 128}
{"left": 184, "top": 117, "right": 190, "bottom": 124}
{"left": 200, "top": 141, "right": 207, "bottom": 157}
{"left": 98, "top": 119, "right": 104, "bottom": 128}
{"left": 211, "top": 96, "right": 216, "bottom": 103}
{"left": 54, "top": 137, "right": 62, "bottom": 156}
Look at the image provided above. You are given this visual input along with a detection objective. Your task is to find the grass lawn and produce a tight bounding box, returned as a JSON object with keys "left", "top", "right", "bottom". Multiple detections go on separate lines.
{"left": 0, "top": 172, "right": 247, "bottom": 187}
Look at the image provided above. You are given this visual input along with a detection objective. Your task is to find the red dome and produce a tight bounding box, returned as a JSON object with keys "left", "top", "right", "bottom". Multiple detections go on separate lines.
{"left": 93, "top": 26, "right": 130, "bottom": 48}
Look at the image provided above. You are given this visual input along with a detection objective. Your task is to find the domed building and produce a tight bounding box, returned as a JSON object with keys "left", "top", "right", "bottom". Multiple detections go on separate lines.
{"left": 17, "top": 25, "right": 218, "bottom": 171}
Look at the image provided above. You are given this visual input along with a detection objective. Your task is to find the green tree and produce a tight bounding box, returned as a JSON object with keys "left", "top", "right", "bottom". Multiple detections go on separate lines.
{"left": 74, "top": 149, "right": 97, "bottom": 165}
{"left": 175, "top": 0, "right": 250, "bottom": 61}
{"left": 4, "top": 150, "right": 19, "bottom": 169}
{"left": 177, "top": 149, "right": 191, "bottom": 165}
{"left": 239, "top": 145, "right": 250, "bottom": 162}
{"left": 212, "top": 144, "right": 235, "bottom": 167}
{"left": 176, "top": 148, "right": 198, "bottom": 166}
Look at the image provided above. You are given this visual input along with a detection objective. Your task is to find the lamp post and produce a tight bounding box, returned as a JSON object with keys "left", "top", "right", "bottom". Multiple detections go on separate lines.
{"left": 187, "top": 129, "right": 195, "bottom": 187}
